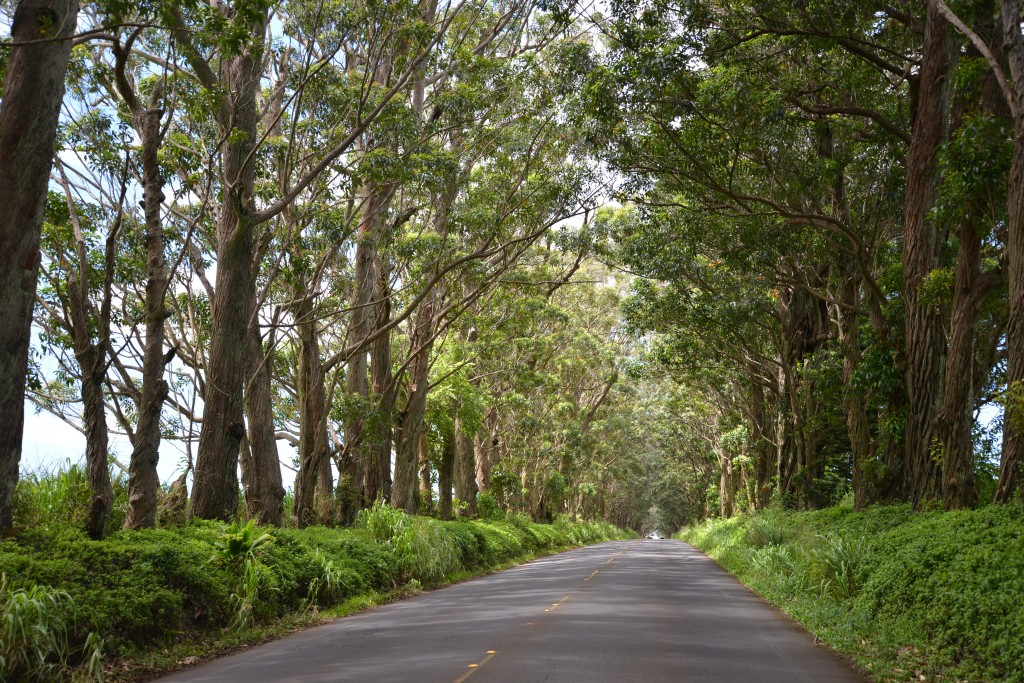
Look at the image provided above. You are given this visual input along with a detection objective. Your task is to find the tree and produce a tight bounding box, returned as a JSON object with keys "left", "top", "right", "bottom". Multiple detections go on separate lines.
{"left": 0, "top": 0, "right": 81, "bottom": 530}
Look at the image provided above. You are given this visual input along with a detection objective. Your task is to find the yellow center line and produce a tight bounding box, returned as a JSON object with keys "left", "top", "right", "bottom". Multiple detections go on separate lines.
{"left": 453, "top": 650, "right": 498, "bottom": 683}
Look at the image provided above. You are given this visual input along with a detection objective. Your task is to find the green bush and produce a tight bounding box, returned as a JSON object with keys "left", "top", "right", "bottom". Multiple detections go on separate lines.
{"left": 15, "top": 460, "right": 130, "bottom": 534}
{"left": 746, "top": 511, "right": 787, "bottom": 548}
{"left": 0, "top": 493, "right": 628, "bottom": 673}
{"left": 681, "top": 504, "right": 1024, "bottom": 683}
{"left": 0, "top": 575, "right": 104, "bottom": 682}
{"left": 814, "top": 532, "right": 868, "bottom": 601}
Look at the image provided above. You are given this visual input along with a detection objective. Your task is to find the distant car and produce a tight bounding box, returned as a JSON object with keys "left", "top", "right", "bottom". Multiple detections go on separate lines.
{"left": 645, "top": 532, "right": 661, "bottom": 540}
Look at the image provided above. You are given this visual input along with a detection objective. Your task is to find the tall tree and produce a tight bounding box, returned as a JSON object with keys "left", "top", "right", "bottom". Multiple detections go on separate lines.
{"left": 0, "top": 0, "right": 81, "bottom": 530}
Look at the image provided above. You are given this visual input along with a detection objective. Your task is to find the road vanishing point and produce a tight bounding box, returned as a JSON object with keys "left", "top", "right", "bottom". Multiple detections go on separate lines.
{"left": 158, "top": 540, "right": 865, "bottom": 682}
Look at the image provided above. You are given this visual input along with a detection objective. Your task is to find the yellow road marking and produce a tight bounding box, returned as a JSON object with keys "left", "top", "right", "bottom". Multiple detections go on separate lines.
{"left": 454, "top": 650, "right": 498, "bottom": 683}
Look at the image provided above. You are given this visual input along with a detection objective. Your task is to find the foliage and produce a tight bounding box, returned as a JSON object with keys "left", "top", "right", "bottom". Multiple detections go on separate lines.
{"left": 0, "top": 575, "right": 104, "bottom": 682}
{"left": 15, "top": 460, "right": 129, "bottom": 532}
{"left": 682, "top": 504, "right": 1024, "bottom": 682}
{"left": 0, "top": 500, "right": 628, "bottom": 672}
{"left": 208, "top": 521, "right": 278, "bottom": 629}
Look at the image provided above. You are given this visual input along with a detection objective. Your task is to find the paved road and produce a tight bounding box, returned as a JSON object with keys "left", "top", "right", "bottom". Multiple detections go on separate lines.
{"left": 157, "top": 540, "right": 865, "bottom": 682}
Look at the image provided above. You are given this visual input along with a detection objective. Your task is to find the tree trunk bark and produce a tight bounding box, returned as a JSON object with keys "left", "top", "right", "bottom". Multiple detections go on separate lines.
{"left": 902, "top": 3, "right": 956, "bottom": 508}
{"left": 938, "top": 217, "right": 982, "bottom": 509}
{"left": 294, "top": 296, "right": 331, "bottom": 526}
{"left": 392, "top": 300, "right": 434, "bottom": 513}
{"left": 995, "top": 0, "right": 1024, "bottom": 503}
{"left": 125, "top": 104, "right": 169, "bottom": 530}
{"left": 0, "top": 0, "right": 80, "bottom": 530}
{"left": 367, "top": 271, "right": 395, "bottom": 504}
{"left": 192, "top": 42, "right": 264, "bottom": 520}
{"left": 453, "top": 417, "right": 477, "bottom": 516}
{"left": 241, "top": 320, "right": 284, "bottom": 525}
{"left": 837, "top": 271, "right": 873, "bottom": 510}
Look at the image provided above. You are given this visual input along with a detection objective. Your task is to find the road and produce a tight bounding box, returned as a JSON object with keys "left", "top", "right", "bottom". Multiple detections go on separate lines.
{"left": 157, "top": 540, "right": 865, "bottom": 682}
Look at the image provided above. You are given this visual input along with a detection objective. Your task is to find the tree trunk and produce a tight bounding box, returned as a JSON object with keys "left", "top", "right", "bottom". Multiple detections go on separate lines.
{"left": 995, "top": 0, "right": 1024, "bottom": 503}
{"left": 438, "top": 428, "right": 455, "bottom": 519}
{"left": 65, "top": 236, "right": 113, "bottom": 539}
{"left": 997, "top": 119, "right": 1024, "bottom": 501}
{"left": 476, "top": 407, "right": 499, "bottom": 495}
{"left": 0, "top": 0, "right": 80, "bottom": 530}
{"left": 745, "top": 362, "right": 774, "bottom": 509}
{"left": 902, "top": 3, "right": 956, "bottom": 508}
{"left": 453, "top": 417, "right": 477, "bottom": 516}
{"left": 80, "top": 345, "right": 112, "bottom": 539}
{"left": 242, "top": 320, "right": 284, "bottom": 525}
{"left": 294, "top": 296, "right": 331, "bottom": 526}
{"left": 393, "top": 298, "right": 436, "bottom": 512}
{"left": 125, "top": 104, "right": 169, "bottom": 530}
{"left": 192, "top": 44, "right": 264, "bottom": 520}
{"left": 344, "top": 188, "right": 389, "bottom": 518}
{"left": 938, "top": 217, "right": 982, "bottom": 509}
{"left": 367, "top": 272, "right": 395, "bottom": 504}
{"left": 837, "top": 271, "right": 873, "bottom": 510}
{"left": 418, "top": 431, "right": 433, "bottom": 513}
{"left": 719, "top": 448, "right": 734, "bottom": 518}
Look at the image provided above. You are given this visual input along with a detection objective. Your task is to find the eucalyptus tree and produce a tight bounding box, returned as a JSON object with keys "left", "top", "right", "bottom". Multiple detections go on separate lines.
{"left": 34, "top": 171, "right": 125, "bottom": 539}
{"left": 933, "top": 0, "right": 1024, "bottom": 504}
{"left": 0, "top": 0, "right": 81, "bottom": 530}
{"left": 591, "top": 0, "right": 1012, "bottom": 510}
{"left": 88, "top": 13, "right": 182, "bottom": 529}
{"left": 166, "top": 0, "right": 464, "bottom": 520}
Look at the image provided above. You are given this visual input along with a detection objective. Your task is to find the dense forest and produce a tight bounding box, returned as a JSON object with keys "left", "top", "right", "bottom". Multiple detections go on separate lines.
{"left": 1, "top": 0, "right": 1023, "bottom": 538}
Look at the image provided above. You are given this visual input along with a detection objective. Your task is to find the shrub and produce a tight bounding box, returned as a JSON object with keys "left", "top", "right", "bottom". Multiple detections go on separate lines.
{"left": 746, "top": 512, "right": 787, "bottom": 548}
{"left": 210, "top": 521, "right": 277, "bottom": 629}
{"left": 14, "top": 461, "right": 93, "bottom": 531}
{"left": 0, "top": 493, "right": 627, "bottom": 673}
{"left": 814, "top": 532, "right": 868, "bottom": 601}
{"left": 0, "top": 576, "right": 103, "bottom": 682}
{"left": 681, "top": 504, "right": 1024, "bottom": 682}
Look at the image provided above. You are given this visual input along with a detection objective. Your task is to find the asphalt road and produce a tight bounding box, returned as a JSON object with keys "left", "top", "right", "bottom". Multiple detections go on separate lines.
{"left": 157, "top": 539, "right": 865, "bottom": 683}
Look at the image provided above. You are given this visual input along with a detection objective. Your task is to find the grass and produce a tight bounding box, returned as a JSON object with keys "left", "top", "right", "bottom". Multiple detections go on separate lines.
{"left": 0, "top": 495, "right": 632, "bottom": 682}
{"left": 680, "top": 503, "right": 1024, "bottom": 683}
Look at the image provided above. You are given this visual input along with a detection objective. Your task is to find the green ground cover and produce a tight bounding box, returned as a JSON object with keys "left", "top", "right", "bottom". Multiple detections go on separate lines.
{"left": 0, "top": 490, "right": 630, "bottom": 682}
{"left": 681, "top": 503, "right": 1024, "bottom": 683}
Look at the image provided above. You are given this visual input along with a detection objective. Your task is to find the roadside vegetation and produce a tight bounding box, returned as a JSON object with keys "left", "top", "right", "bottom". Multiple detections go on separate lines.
{"left": 682, "top": 504, "right": 1024, "bottom": 683}
{"left": 4, "top": 0, "right": 1024, "bottom": 681}
{"left": 1, "top": 465, "right": 629, "bottom": 682}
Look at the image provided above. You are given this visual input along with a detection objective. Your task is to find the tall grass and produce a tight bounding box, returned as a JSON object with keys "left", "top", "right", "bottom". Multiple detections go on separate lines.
{"left": 211, "top": 520, "right": 277, "bottom": 629}
{"left": 358, "top": 501, "right": 461, "bottom": 584}
{"left": 15, "top": 459, "right": 129, "bottom": 531}
{"left": 746, "top": 511, "right": 787, "bottom": 547}
{"left": 0, "top": 575, "right": 103, "bottom": 682}
{"left": 815, "top": 532, "right": 868, "bottom": 601}
{"left": 305, "top": 550, "right": 355, "bottom": 608}
{"left": 14, "top": 460, "right": 92, "bottom": 530}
